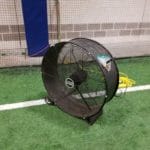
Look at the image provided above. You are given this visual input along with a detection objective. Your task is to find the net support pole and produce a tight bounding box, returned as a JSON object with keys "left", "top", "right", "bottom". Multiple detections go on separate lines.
{"left": 21, "top": 0, "right": 49, "bottom": 56}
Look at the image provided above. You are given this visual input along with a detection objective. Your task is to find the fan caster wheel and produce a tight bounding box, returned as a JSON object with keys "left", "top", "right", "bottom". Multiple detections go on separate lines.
{"left": 45, "top": 97, "right": 55, "bottom": 106}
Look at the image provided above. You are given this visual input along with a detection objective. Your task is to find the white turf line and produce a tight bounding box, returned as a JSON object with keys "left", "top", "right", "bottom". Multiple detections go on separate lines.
{"left": 0, "top": 84, "right": 150, "bottom": 111}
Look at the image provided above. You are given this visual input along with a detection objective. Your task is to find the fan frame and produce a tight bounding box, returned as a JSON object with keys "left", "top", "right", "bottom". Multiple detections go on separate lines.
{"left": 41, "top": 38, "right": 119, "bottom": 124}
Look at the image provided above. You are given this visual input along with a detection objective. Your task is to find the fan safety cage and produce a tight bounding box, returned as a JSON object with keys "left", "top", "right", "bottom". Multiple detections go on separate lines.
{"left": 42, "top": 38, "right": 119, "bottom": 124}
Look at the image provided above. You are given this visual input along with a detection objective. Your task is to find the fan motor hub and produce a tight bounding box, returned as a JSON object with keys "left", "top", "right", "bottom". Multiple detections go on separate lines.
{"left": 69, "top": 69, "right": 87, "bottom": 86}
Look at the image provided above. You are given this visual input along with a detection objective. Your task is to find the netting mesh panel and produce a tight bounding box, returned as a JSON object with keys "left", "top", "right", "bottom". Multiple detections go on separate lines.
{"left": 0, "top": 0, "right": 23, "bottom": 67}
{"left": 0, "top": 0, "right": 149, "bottom": 108}
{"left": 47, "top": 0, "right": 150, "bottom": 58}
{"left": 0, "top": 0, "right": 42, "bottom": 68}
{"left": 0, "top": 0, "right": 150, "bottom": 67}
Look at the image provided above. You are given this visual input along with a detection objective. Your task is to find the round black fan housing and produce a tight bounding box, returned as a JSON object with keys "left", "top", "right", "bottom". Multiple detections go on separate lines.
{"left": 41, "top": 38, "right": 119, "bottom": 124}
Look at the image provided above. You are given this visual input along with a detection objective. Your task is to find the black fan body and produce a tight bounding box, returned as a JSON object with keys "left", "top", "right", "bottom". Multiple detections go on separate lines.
{"left": 42, "top": 38, "right": 119, "bottom": 124}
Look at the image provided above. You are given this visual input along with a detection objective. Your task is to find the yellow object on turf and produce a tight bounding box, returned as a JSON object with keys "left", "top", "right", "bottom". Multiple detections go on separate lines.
{"left": 119, "top": 72, "right": 136, "bottom": 88}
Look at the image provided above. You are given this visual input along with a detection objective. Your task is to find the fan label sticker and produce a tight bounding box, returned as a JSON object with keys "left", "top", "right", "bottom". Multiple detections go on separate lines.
{"left": 65, "top": 78, "right": 75, "bottom": 89}
{"left": 97, "top": 54, "right": 112, "bottom": 71}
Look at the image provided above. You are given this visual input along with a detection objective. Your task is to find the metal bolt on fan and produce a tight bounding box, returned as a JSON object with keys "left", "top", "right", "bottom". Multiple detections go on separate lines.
{"left": 42, "top": 38, "right": 119, "bottom": 124}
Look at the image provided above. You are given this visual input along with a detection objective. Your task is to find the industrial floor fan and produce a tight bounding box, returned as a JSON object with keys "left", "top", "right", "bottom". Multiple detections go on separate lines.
{"left": 41, "top": 38, "right": 119, "bottom": 124}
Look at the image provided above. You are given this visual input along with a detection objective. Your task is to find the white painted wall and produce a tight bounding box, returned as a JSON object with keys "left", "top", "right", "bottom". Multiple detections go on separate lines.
{"left": 143, "top": 0, "right": 150, "bottom": 22}
{"left": 59, "top": 0, "right": 149, "bottom": 24}
{"left": 0, "top": 0, "right": 149, "bottom": 25}
{"left": 0, "top": 0, "right": 23, "bottom": 25}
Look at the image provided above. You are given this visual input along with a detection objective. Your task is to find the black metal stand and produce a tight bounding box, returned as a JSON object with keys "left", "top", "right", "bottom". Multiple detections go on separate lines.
{"left": 85, "top": 109, "right": 103, "bottom": 125}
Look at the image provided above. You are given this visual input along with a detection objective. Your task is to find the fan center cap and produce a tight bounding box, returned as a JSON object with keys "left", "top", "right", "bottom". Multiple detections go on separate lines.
{"left": 65, "top": 78, "right": 75, "bottom": 89}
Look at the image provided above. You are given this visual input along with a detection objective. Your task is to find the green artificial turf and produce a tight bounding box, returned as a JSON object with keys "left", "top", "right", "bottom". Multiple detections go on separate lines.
{"left": 117, "top": 57, "right": 150, "bottom": 85}
{"left": 0, "top": 90, "right": 149, "bottom": 150}
{"left": 0, "top": 67, "right": 46, "bottom": 104}
{"left": 0, "top": 57, "right": 150, "bottom": 150}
